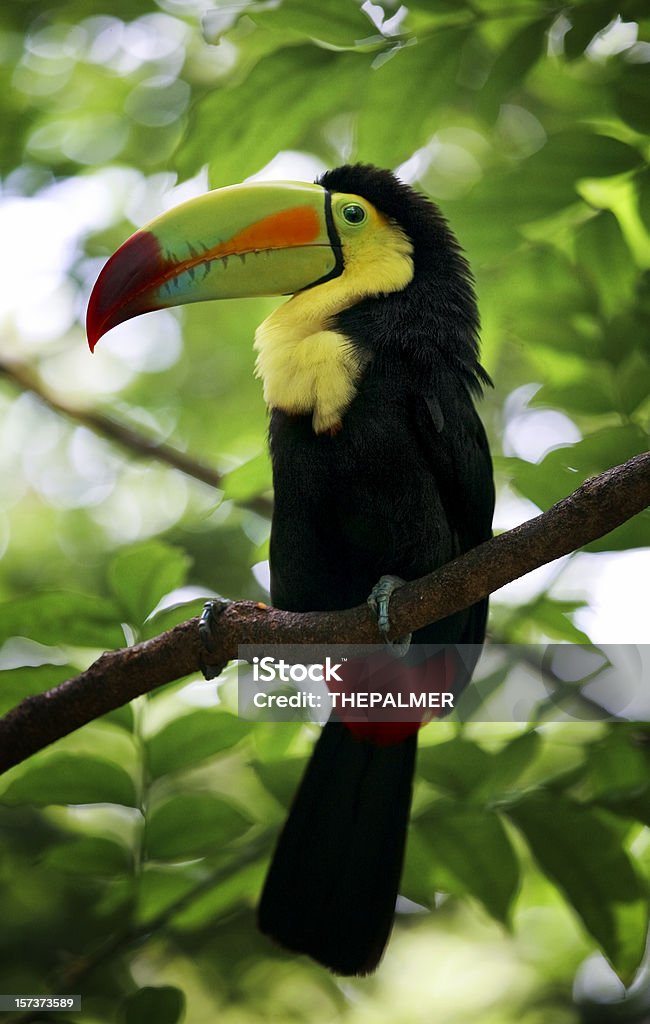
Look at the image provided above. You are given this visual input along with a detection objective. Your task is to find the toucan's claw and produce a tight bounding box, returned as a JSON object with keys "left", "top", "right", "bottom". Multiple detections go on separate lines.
{"left": 367, "top": 575, "right": 412, "bottom": 658}
{"left": 199, "top": 598, "right": 231, "bottom": 679}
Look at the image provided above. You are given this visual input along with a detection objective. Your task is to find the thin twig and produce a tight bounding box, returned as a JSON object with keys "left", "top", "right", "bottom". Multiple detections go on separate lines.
{"left": 0, "top": 357, "right": 273, "bottom": 517}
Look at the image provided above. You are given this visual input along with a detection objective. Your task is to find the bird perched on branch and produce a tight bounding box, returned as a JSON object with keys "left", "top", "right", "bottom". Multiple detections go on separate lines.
{"left": 87, "top": 163, "right": 494, "bottom": 975}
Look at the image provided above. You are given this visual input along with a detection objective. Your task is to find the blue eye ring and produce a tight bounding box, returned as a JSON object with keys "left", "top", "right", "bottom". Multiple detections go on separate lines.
{"left": 341, "top": 203, "right": 367, "bottom": 225}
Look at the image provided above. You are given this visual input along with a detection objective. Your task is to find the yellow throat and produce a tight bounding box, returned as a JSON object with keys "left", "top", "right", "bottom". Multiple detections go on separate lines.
{"left": 254, "top": 203, "right": 414, "bottom": 434}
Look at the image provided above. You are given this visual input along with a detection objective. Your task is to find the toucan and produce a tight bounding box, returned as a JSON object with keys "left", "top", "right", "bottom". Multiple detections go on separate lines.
{"left": 87, "top": 164, "right": 494, "bottom": 976}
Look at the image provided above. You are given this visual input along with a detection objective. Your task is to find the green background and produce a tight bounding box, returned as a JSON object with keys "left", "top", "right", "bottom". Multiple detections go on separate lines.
{"left": 0, "top": 1, "right": 649, "bottom": 1021}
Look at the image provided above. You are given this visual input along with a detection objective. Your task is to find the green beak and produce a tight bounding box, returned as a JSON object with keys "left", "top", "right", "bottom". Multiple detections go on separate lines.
{"left": 86, "top": 181, "right": 342, "bottom": 351}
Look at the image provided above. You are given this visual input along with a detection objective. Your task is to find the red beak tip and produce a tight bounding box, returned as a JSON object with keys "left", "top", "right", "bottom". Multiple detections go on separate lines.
{"left": 86, "top": 321, "right": 99, "bottom": 352}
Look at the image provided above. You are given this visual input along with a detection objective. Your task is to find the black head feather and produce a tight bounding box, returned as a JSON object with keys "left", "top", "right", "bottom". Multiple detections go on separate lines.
{"left": 317, "top": 164, "right": 490, "bottom": 393}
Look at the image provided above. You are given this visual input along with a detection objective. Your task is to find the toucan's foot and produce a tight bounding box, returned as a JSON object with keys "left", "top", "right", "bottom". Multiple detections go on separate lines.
{"left": 199, "top": 598, "right": 231, "bottom": 679}
{"left": 367, "top": 575, "right": 412, "bottom": 658}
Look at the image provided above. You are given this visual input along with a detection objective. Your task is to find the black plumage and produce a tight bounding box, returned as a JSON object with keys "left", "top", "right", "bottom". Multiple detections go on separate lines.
{"left": 257, "top": 165, "right": 494, "bottom": 974}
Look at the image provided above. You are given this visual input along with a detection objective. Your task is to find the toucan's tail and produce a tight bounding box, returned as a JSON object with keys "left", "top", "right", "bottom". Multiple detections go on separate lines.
{"left": 257, "top": 720, "right": 417, "bottom": 975}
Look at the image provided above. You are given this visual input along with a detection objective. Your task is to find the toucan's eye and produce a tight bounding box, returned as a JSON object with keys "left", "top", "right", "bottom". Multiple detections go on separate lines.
{"left": 341, "top": 203, "right": 367, "bottom": 225}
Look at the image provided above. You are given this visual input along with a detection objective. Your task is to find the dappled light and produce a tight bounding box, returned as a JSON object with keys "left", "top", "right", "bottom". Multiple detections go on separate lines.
{"left": 0, "top": 0, "right": 649, "bottom": 1021}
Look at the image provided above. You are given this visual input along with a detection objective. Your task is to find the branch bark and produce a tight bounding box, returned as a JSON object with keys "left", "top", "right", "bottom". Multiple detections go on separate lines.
{"left": 0, "top": 452, "right": 648, "bottom": 774}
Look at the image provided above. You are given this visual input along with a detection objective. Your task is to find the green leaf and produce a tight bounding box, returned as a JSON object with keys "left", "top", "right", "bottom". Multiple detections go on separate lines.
{"left": 222, "top": 451, "right": 272, "bottom": 502}
{"left": 525, "top": 597, "right": 591, "bottom": 644}
{"left": 600, "top": 297, "right": 650, "bottom": 367}
{"left": 0, "top": 592, "right": 123, "bottom": 648}
{"left": 532, "top": 367, "right": 617, "bottom": 416}
{"left": 108, "top": 541, "right": 191, "bottom": 625}
{"left": 177, "top": 47, "right": 365, "bottom": 185}
{"left": 0, "top": 664, "right": 77, "bottom": 716}
{"left": 505, "top": 452, "right": 577, "bottom": 514}
{"left": 243, "top": 0, "right": 380, "bottom": 49}
{"left": 498, "top": 246, "right": 596, "bottom": 355}
{"left": 356, "top": 29, "right": 470, "bottom": 168}
{"left": 120, "top": 986, "right": 185, "bottom": 1024}
{"left": 252, "top": 721, "right": 306, "bottom": 761}
{"left": 475, "top": 730, "right": 542, "bottom": 801}
{"left": 415, "top": 803, "right": 520, "bottom": 922}
{"left": 103, "top": 702, "right": 135, "bottom": 732}
{"left": 1, "top": 753, "right": 137, "bottom": 807}
{"left": 145, "top": 792, "right": 251, "bottom": 859}
{"left": 564, "top": 1, "right": 622, "bottom": 60}
{"left": 406, "top": 0, "right": 473, "bottom": 11}
{"left": 417, "top": 738, "right": 493, "bottom": 797}
{"left": 455, "top": 132, "right": 641, "bottom": 256}
{"left": 507, "top": 423, "right": 649, "bottom": 510}
{"left": 599, "top": 790, "right": 650, "bottom": 830}
{"left": 400, "top": 825, "right": 436, "bottom": 908}
{"left": 452, "top": 664, "right": 510, "bottom": 721}
{"left": 173, "top": 859, "right": 266, "bottom": 930}
{"left": 253, "top": 756, "right": 307, "bottom": 808}
{"left": 44, "top": 837, "right": 131, "bottom": 876}
{"left": 142, "top": 597, "right": 207, "bottom": 641}
{"left": 147, "top": 710, "right": 250, "bottom": 778}
{"left": 479, "top": 17, "right": 551, "bottom": 118}
{"left": 585, "top": 510, "right": 650, "bottom": 553}
{"left": 575, "top": 211, "right": 638, "bottom": 320}
{"left": 638, "top": 169, "right": 650, "bottom": 234}
{"left": 136, "top": 865, "right": 202, "bottom": 925}
{"left": 419, "top": 732, "right": 542, "bottom": 805}
{"left": 507, "top": 792, "right": 648, "bottom": 981}
{"left": 521, "top": 131, "right": 640, "bottom": 216}
{"left": 615, "top": 62, "right": 650, "bottom": 134}
{"left": 615, "top": 350, "right": 650, "bottom": 416}
{"left": 583, "top": 728, "right": 650, "bottom": 803}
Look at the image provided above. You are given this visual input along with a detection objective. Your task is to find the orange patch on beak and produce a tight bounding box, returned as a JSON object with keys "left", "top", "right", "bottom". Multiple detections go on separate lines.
{"left": 225, "top": 205, "right": 322, "bottom": 253}
{"left": 169, "top": 205, "right": 323, "bottom": 284}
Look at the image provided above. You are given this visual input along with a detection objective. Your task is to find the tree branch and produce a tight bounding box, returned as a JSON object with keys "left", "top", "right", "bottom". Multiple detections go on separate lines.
{"left": 0, "top": 357, "right": 272, "bottom": 517}
{"left": 0, "top": 452, "right": 648, "bottom": 774}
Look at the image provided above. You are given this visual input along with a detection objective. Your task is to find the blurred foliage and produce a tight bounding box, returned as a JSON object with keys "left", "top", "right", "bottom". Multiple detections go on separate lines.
{"left": 0, "top": 0, "right": 649, "bottom": 1021}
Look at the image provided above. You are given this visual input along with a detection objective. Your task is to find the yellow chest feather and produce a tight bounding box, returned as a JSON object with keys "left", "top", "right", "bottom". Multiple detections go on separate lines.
{"left": 254, "top": 207, "right": 414, "bottom": 434}
{"left": 254, "top": 305, "right": 364, "bottom": 434}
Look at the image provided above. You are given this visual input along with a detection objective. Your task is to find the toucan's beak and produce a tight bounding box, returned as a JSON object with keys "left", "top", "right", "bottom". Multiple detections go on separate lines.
{"left": 86, "top": 181, "right": 341, "bottom": 351}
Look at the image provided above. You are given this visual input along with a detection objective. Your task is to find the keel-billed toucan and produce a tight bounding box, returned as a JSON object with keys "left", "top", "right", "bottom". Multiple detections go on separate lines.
{"left": 87, "top": 164, "right": 494, "bottom": 976}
